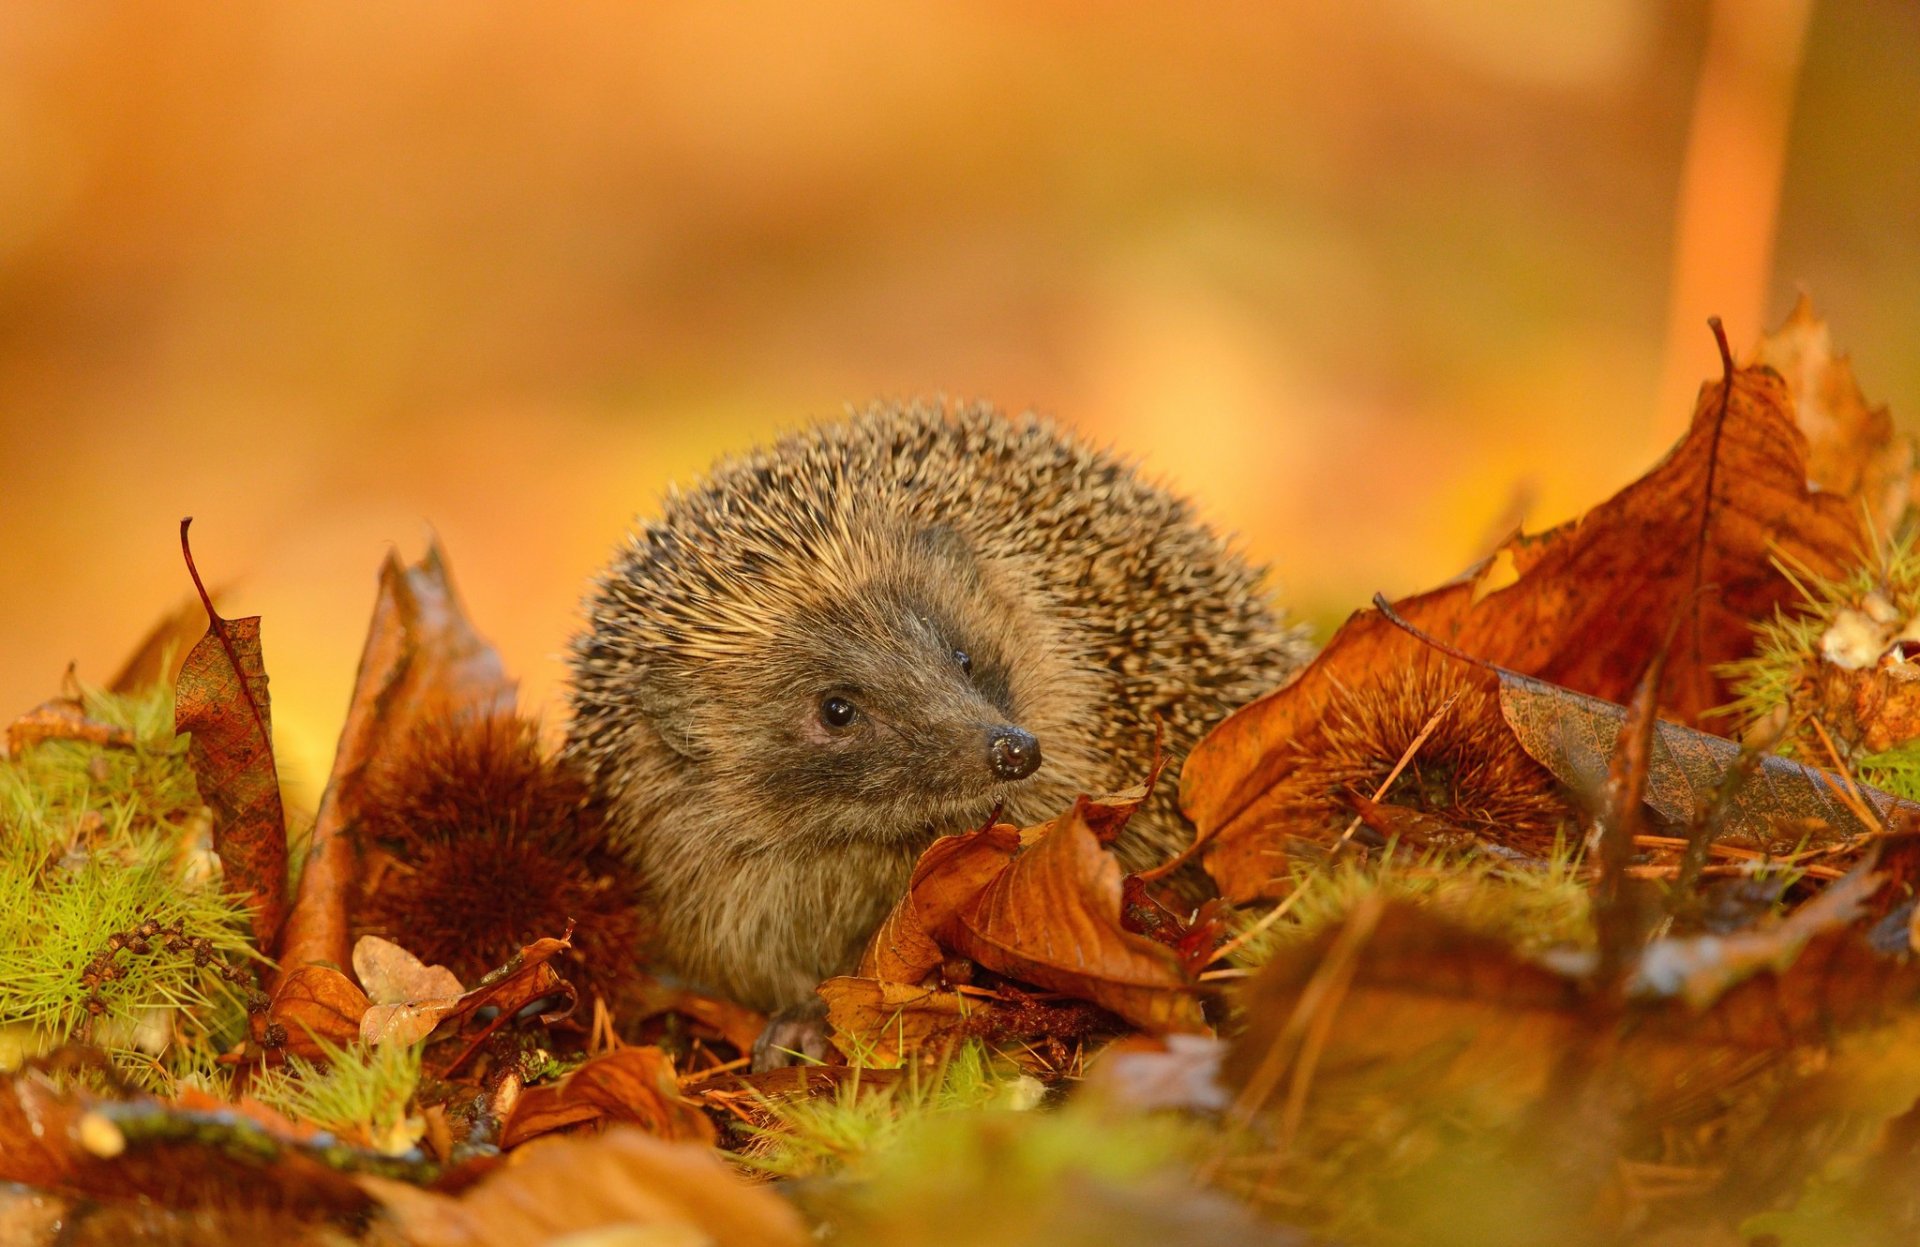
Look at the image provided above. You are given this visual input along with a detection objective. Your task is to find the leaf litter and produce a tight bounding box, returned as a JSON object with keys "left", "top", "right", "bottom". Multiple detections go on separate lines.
{"left": 6, "top": 300, "right": 1920, "bottom": 1243}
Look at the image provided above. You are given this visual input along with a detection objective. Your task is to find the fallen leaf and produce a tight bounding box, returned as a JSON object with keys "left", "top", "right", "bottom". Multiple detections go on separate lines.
{"left": 5, "top": 696, "right": 133, "bottom": 758}
{"left": 355, "top": 936, "right": 466, "bottom": 1047}
{"left": 0, "top": 1072, "right": 377, "bottom": 1223}
{"left": 500, "top": 1046, "right": 714, "bottom": 1148}
{"left": 1499, "top": 669, "right": 1912, "bottom": 843}
{"left": 359, "top": 1127, "right": 807, "bottom": 1247}
{"left": 354, "top": 935, "right": 465, "bottom": 1005}
{"left": 173, "top": 519, "right": 288, "bottom": 949}
{"left": 276, "top": 542, "right": 514, "bottom": 984}
{"left": 938, "top": 794, "right": 1206, "bottom": 1034}
{"left": 857, "top": 823, "right": 1023, "bottom": 984}
{"left": 1755, "top": 293, "right": 1915, "bottom": 537}
{"left": 819, "top": 977, "right": 976, "bottom": 1062}
{"left": 264, "top": 965, "right": 370, "bottom": 1060}
{"left": 1186, "top": 334, "right": 1869, "bottom": 900}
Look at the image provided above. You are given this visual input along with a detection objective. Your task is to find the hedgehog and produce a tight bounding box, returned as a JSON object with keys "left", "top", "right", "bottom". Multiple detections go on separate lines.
{"left": 565, "top": 400, "right": 1311, "bottom": 1029}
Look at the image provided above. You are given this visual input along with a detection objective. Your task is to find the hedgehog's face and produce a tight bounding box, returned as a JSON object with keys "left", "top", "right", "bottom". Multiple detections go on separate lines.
{"left": 738, "top": 588, "right": 1042, "bottom": 843}
{"left": 677, "top": 559, "right": 1051, "bottom": 847}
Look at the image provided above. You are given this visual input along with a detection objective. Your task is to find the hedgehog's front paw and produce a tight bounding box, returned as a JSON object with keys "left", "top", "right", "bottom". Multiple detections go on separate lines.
{"left": 751, "top": 996, "right": 832, "bottom": 1071}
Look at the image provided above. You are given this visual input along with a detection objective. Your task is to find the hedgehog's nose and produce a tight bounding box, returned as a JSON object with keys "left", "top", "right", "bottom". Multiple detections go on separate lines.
{"left": 988, "top": 726, "right": 1042, "bottom": 781}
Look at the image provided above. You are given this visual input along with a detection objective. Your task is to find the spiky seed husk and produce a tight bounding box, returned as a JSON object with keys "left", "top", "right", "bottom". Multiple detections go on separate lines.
{"left": 353, "top": 710, "right": 647, "bottom": 1015}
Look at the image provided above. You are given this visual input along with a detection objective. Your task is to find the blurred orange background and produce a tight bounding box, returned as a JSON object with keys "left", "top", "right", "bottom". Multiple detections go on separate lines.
{"left": 3, "top": 2, "right": 1915, "bottom": 803}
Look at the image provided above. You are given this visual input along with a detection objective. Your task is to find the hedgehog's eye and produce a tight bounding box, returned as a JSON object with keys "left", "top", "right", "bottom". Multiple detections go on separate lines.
{"left": 953, "top": 650, "right": 973, "bottom": 677}
{"left": 818, "top": 696, "right": 859, "bottom": 729}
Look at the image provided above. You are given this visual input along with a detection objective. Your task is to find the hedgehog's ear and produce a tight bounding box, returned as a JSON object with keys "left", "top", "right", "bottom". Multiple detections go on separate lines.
{"left": 635, "top": 675, "right": 708, "bottom": 761}
{"left": 912, "top": 524, "right": 982, "bottom": 588}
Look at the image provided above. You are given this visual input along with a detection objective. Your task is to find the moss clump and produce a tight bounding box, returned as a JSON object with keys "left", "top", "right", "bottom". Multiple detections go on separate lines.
{"left": 250, "top": 1039, "right": 425, "bottom": 1155}
{"left": 0, "top": 682, "right": 255, "bottom": 1090}
{"left": 741, "top": 1041, "right": 1046, "bottom": 1180}
{"left": 1223, "top": 842, "right": 1592, "bottom": 971}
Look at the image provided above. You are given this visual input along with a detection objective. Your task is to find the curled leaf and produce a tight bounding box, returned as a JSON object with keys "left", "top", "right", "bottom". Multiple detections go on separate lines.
{"left": 173, "top": 519, "right": 288, "bottom": 950}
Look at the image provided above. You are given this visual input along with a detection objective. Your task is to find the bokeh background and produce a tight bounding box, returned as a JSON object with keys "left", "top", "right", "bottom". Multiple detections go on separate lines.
{"left": 2, "top": 1, "right": 1915, "bottom": 802}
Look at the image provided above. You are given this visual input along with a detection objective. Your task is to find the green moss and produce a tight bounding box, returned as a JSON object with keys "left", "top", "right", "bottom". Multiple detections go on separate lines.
{"left": 741, "top": 1041, "right": 1047, "bottom": 1180}
{"left": 0, "top": 682, "right": 255, "bottom": 1090}
{"left": 250, "top": 1038, "right": 425, "bottom": 1154}
{"left": 1223, "top": 840, "right": 1592, "bottom": 971}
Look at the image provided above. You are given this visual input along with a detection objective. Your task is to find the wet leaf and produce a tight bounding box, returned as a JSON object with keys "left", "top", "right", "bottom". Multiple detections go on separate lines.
{"left": 277, "top": 542, "right": 514, "bottom": 983}
{"left": 173, "top": 519, "right": 288, "bottom": 950}
{"left": 500, "top": 1046, "right": 714, "bottom": 1148}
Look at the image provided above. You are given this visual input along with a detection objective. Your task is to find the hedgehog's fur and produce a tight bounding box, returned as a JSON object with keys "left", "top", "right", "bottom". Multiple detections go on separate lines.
{"left": 566, "top": 400, "right": 1311, "bottom": 1013}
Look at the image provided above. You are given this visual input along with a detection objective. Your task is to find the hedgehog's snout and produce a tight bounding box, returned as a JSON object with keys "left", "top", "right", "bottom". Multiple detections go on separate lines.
{"left": 987, "top": 725, "right": 1042, "bottom": 781}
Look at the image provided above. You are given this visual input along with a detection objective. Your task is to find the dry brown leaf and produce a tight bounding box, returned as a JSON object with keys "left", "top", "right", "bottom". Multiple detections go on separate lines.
{"left": 1186, "top": 343, "right": 1867, "bottom": 901}
{"left": 442, "top": 933, "right": 577, "bottom": 1030}
{"left": 5, "top": 696, "right": 133, "bottom": 757}
{"left": 857, "top": 822, "right": 1022, "bottom": 983}
{"left": 360, "top": 1127, "right": 807, "bottom": 1247}
{"left": 263, "top": 964, "right": 370, "bottom": 1060}
{"left": 1755, "top": 293, "right": 1915, "bottom": 537}
{"left": 173, "top": 519, "right": 289, "bottom": 950}
{"left": 939, "top": 795, "right": 1206, "bottom": 1034}
{"left": 277, "top": 542, "right": 514, "bottom": 984}
{"left": 1499, "top": 670, "right": 1913, "bottom": 842}
{"left": 819, "top": 976, "right": 976, "bottom": 1061}
{"left": 354, "top": 936, "right": 466, "bottom": 1047}
{"left": 499, "top": 1046, "right": 714, "bottom": 1149}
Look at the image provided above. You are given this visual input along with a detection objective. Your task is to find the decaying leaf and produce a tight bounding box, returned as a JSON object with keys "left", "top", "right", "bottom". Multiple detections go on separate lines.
{"left": 841, "top": 787, "right": 1204, "bottom": 1052}
{"left": 277, "top": 542, "right": 514, "bottom": 984}
{"left": 173, "top": 519, "right": 289, "bottom": 950}
{"left": 354, "top": 936, "right": 466, "bottom": 1048}
{"left": 1755, "top": 293, "right": 1916, "bottom": 537}
{"left": 500, "top": 1046, "right": 714, "bottom": 1148}
{"left": 942, "top": 794, "right": 1206, "bottom": 1034}
{"left": 1186, "top": 324, "right": 1879, "bottom": 901}
{"left": 360, "top": 1127, "right": 807, "bottom": 1247}
{"left": 264, "top": 965, "right": 370, "bottom": 1061}
{"left": 1500, "top": 669, "right": 1914, "bottom": 843}
{"left": 5, "top": 695, "right": 133, "bottom": 758}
